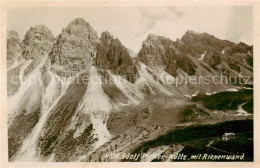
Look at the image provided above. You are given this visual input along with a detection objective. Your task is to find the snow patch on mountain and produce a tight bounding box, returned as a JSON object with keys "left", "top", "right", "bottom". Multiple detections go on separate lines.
{"left": 231, "top": 102, "right": 252, "bottom": 116}
{"left": 185, "top": 91, "right": 199, "bottom": 99}
{"left": 236, "top": 103, "right": 251, "bottom": 116}
{"left": 206, "top": 91, "right": 217, "bottom": 95}
{"left": 226, "top": 88, "right": 239, "bottom": 92}
{"left": 198, "top": 51, "right": 207, "bottom": 61}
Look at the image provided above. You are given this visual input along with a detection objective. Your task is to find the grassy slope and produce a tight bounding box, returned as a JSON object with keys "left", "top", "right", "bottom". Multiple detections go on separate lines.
{"left": 192, "top": 89, "right": 253, "bottom": 112}
{"left": 126, "top": 119, "right": 253, "bottom": 162}
{"left": 242, "top": 100, "right": 253, "bottom": 114}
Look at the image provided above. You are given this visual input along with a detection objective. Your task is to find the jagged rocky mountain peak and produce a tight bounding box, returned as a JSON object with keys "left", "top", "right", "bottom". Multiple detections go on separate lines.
{"left": 146, "top": 33, "right": 160, "bottom": 40}
{"left": 183, "top": 30, "right": 218, "bottom": 39}
{"left": 181, "top": 30, "right": 211, "bottom": 42}
{"left": 7, "top": 30, "right": 23, "bottom": 63}
{"left": 145, "top": 33, "right": 172, "bottom": 43}
{"left": 226, "top": 41, "right": 253, "bottom": 57}
{"left": 95, "top": 31, "right": 139, "bottom": 83}
{"left": 64, "top": 18, "right": 99, "bottom": 42}
{"left": 100, "top": 31, "right": 114, "bottom": 46}
{"left": 21, "top": 24, "right": 55, "bottom": 60}
{"left": 49, "top": 18, "right": 99, "bottom": 76}
{"left": 67, "top": 18, "right": 93, "bottom": 29}
{"left": 8, "top": 30, "right": 20, "bottom": 39}
{"left": 138, "top": 33, "right": 175, "bottom": 67}
{"left": 236, "top": 42, "right": 252, "bottom": 51}
{"left": 68, "top": 17, "right": 90, "bottom": 26}
{"left": 100, "top": 31, "right": 124, "bottom": 45}
{"left": 186, "top": 30, "right": 207, "bottom": 35}
{"left": 181, "top": 30, "right": 235, "bottom": 54}
{"left": 66, "top": 17, "right": 93, "bottom": 34}
{"left": 138, "top": 33, "right": 198, "bottom": 76}
{"left": 101, "top": 31, "right": 113, "bottom": 39}
{"left": 23, "top": 24, "right": 54, "bottom": 45}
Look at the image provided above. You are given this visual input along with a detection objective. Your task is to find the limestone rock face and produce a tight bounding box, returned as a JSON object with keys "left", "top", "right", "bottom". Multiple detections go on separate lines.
{"left": 95, "top": 31, "right": 139, "bottom": 83}
{"left": 7, "top": 31, "right": 23, "bottom": 64}
{"left": 227, "top": 42, "right": 253, "bottom": 55}
{"left": 224, "top": 42, "right": 253, "bottom": 74}
{"left": 7, "top": 18, "right": 255, "bottom": 162}
{"left": 181, "top": 30, "right": 253, "bottom": 77}
{"left": 203, "top": 51, "right": 222, "bottom": 69}
{"left": 22, "top": 25, "right": 54, "bottom": 60}
{"left": 225, "top": 42, "right": 253, "bottom": 69}
{"left": 181, "top": 30, "right": 234, "bottom": 54}
{"left": 49, "top": 18, "right": 99, "bottom": 76}
{"left": 138, "top": 34, "right": 196, "bottom": 76}
{"left": 138, "top": 34, "right": 168, "bottom": 68}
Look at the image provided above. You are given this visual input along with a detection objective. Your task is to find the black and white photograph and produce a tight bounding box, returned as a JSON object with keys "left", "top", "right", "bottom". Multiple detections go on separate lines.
{"left": 0, "top": 1, "right": 259, "bottom": 167}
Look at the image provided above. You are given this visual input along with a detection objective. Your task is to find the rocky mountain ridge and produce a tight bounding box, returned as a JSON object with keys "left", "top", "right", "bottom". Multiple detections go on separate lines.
{"left": 49, "top": 18, "right": 99, "bottom": 76}
{"left": 22, "top": 24, "right": 54, "bottom": 60}
{"left": 7, "top": 31, "right": 23, "bottom": 68}
{"left": 7, "top": 18, "right": 253, "bottom": 85}
{"left": 138, "top": 33, "right": 197, "bottom": 77}
{"left": 7, "top": 17, "right": 253, "bottom": 162}
{"left": 95, "top": 31, "right": 139, "bottom": 83}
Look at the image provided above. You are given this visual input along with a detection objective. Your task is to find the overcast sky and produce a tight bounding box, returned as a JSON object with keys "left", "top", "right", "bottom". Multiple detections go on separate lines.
{"left": 7, "top": 6, "right": 253, "bottom": 52}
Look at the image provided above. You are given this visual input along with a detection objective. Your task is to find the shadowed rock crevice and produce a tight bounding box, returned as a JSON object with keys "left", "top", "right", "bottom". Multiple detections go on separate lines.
{"left": 138, "top": 34, "right": 197, "bottom": 76}
{"left": 95, "top": 31, "right": 139, "bottom": 83}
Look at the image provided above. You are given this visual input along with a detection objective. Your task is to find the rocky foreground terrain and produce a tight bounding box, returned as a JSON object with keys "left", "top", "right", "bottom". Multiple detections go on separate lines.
{"left": 7, "top": 18, "right": 253, "bottom": 162}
